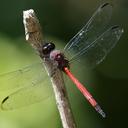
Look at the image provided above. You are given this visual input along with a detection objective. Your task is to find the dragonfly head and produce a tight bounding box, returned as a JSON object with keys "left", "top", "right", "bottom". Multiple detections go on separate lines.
{"left": 42, "top": 42, "right": 55, "bottom": 55}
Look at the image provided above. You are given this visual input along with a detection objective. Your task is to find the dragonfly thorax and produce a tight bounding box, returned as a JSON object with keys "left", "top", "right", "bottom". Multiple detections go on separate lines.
{"left": 50, "top": 50, "right": 69, "bottom": 70}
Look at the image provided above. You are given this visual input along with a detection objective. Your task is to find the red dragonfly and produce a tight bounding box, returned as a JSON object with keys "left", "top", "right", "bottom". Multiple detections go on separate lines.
{"left": 0, "top": 3, "right": 123, "bottom": 118}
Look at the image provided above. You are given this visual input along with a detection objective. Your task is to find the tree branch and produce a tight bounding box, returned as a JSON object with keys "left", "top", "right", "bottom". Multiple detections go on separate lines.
{"left": 23, "top": 9, "right": 76, "bottom": 128}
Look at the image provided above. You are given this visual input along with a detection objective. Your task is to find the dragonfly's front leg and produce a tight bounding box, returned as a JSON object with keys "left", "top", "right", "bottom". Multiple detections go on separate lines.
{"left": 43, "top": 58, "right": 58, "bottom": 77}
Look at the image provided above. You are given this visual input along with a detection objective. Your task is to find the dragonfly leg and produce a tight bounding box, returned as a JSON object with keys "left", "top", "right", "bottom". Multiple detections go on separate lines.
{"left": 49, "top": 67, "right": 58, "bottom": 77}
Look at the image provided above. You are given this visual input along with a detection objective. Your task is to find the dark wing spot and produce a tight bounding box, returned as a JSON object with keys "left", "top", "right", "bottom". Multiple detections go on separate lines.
{"left": 2, "top": 96, "right": 9, "bottom": 104}
{"left": 111, "top": 25, "right": 119, "bottom": 30}
{"left": 101, "top": 3, "right": 110, "bottom": 9}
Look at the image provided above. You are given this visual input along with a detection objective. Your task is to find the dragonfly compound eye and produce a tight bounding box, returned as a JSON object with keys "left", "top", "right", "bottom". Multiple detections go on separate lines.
{"left": 42, "top": 42, "right": 55, "bottom": 55}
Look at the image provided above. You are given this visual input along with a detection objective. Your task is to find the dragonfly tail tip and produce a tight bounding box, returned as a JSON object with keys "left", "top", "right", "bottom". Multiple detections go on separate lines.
{"left": 95, "top": 104, "right": 106, "bottom": 118}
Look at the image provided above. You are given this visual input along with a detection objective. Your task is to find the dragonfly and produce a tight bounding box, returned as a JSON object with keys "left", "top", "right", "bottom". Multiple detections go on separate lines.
{"left": 0, "top": 3, "right": 123, "bottom": 118}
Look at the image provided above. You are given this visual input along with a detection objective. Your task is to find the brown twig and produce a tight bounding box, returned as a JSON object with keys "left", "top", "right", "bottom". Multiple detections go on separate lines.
{"left": 23, "top": 9, "right": 76, "bottom": 128}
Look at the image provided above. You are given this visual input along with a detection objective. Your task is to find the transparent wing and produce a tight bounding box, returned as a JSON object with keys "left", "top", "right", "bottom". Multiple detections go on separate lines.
{"left": 0, "top": 63, "right": 47, "bottom": 91}
{"left": 64, "top": 3, "right": 112, "bottom": 59}
{"left": 69, "top": 26, "right": 123, "bottom": 68}
{"left": 1, "top": 78, "right": 52, "bottom": 110}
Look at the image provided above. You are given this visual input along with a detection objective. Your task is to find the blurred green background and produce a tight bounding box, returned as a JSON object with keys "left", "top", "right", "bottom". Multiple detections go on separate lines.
{"left": 0, "top": 0, "right": 127, "bottom": 128}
